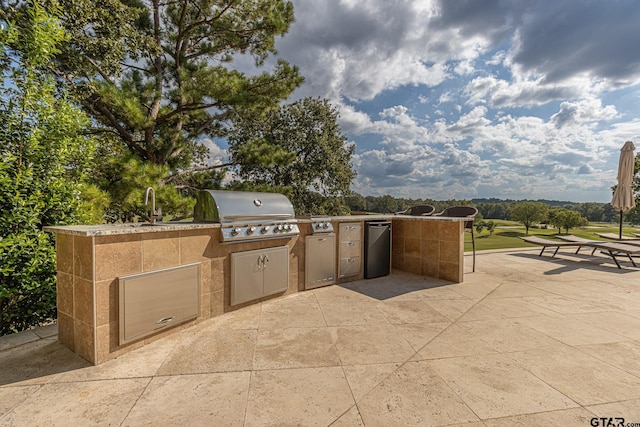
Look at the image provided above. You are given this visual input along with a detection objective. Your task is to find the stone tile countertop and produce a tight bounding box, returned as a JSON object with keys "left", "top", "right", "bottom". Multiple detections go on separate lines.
{"left": 43, "top": 215, "right": 467, "bottom": 236}
{"left": 43, "top": 222, "right": 219, "bottom": 236}
{"left": 328, "top": 215, "right": 468, "bottom": 222}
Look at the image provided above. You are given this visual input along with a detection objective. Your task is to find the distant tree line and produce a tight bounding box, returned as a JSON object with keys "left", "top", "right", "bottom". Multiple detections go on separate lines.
{"left": 473, "top": 198, "right": 621, "bottom": 223}
{"left": 345, "top": 193, "right": 622, "bottom": 224}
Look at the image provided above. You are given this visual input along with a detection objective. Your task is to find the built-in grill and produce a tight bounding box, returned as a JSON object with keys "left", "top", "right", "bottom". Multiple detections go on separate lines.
{"left": 194, "top": 190, "right": 300, "bottom": 243}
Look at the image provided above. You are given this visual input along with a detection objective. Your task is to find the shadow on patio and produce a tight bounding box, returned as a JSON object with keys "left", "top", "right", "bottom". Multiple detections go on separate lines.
{"left": 2, "top": 249, "right": 640, "bottom": 426}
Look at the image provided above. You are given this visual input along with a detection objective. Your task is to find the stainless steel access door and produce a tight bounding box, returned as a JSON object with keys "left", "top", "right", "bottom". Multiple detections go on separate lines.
{"left": 231, "top": 246, "right": 289, "bottom": 305}
{"left": 119, "top": 263, "right": 200, "bottom": 345}
{"left": 305, "top": 234, "right": 336, "bottom": 289}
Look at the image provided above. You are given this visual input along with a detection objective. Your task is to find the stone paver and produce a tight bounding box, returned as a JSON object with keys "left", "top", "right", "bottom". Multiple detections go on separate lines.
{"left": 1, "top": 249, "right": 640, "bottom": 426}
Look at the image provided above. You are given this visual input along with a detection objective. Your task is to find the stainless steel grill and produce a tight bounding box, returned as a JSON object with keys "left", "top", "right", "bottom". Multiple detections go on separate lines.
{"left": 194, "top": 190, "right": 299, "bottom": 243}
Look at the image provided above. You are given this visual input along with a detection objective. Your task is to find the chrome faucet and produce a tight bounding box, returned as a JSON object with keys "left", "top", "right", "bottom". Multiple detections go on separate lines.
{"left": 144, "top": 187, "right": 162, "bottom": 224}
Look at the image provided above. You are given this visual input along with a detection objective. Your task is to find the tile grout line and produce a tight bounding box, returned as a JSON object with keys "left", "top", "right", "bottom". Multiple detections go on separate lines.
{"left": 242, "top": 301, "right": 266, "bottom": 426}
{"left": 311, "top": 288, "right": 364, "bottom": 422}
{"left": 117, "top": 376, "right": 154, "bottom": 427}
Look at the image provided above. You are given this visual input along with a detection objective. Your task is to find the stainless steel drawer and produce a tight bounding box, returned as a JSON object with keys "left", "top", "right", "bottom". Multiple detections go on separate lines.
{"left": 119, "top": 263, "right": 200, "bottom": 345}
{"left": 339, "top": 240, "right": 361, "bottom": 258}
{"left": 339, "top": 256, "right": 361, "bottom": 278}
{"left": 339, "top": 223, "right": 361, "bottom": 242}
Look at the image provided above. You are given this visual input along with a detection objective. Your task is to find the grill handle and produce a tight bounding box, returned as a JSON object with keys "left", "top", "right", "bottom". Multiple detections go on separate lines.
{"left": 155, "top": 316, "right": 175, "bottom": 325}
{"left": 223, "top": 214, "right": 294, "bottom": 221}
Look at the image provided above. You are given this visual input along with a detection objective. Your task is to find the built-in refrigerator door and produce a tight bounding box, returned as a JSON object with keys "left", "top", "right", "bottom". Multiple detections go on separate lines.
{"left": 364, "top": 221, "right": 391, "bottom": 279}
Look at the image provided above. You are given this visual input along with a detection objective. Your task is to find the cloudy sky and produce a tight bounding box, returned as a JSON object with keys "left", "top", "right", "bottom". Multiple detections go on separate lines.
{"left": 221, "top": 0, "right": 640, "bottom": 202}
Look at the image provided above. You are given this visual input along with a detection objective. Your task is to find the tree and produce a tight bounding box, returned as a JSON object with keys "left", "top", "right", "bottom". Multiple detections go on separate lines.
{"left": 0, "top": 0, "right": 97, "bottom": 334}
{"left": 93, "top": 152, "right": 196, "bottom": 223}
{"left": 575, "top": 202, "right": 605, "bottom": 222}
{"left": 1, "top": 0, "right": 305, "bottom": 220}
{"left": 46, "top": 0, "right": 303, "bottom": 170}
{"left": 510, "top": 201, "right": 549, "bottom": 235}
{"left": 365, "top": 195, "right": 401, "bottom": 214}
{"left": 345, "top": 192, "right": 367, "bottom": 212}
{"left": 548, "top": 208, "right": 588, "bottom": 234}
{"left": 228, "top": 98, "right": 355, "bottom": 215}
{"left": 476, "top": 202, "right": 510, "bottom": 220}
{"left": 626, "top": 153, "right": 640, "bottom": 225}
{"left": 475, "top": 220, "right": 496, "bottom": 235}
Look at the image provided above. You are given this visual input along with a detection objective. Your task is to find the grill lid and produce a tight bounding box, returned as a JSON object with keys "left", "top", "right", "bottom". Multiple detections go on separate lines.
{"left": 194, "top": 190, "right": 295, "bottom": 223}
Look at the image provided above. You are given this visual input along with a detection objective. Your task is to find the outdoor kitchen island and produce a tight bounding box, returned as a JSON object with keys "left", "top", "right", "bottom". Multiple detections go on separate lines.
{"left": 45, "top": 214, "right": 466, "bottom": 364}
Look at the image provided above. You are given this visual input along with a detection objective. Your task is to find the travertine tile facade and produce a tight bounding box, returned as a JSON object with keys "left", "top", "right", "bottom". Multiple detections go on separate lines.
{"left": 55, "top": 228, "right": 307, "bottom": 364}
{"left": 392, "top": 218, "right": 464, "bottom": 282}
{"left": 50, "top": 217, "right": 466, "bottom": 364}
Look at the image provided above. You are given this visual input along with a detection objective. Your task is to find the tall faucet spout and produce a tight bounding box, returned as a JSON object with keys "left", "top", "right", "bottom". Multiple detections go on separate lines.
{"left": 144, "top": 187, "right": 157, "bottom": 224}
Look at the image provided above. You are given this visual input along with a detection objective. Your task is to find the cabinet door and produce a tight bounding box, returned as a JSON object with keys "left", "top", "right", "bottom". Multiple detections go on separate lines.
{"left": 231, "top": 250, "right": 264, "bottom": 305}
{"left": 262, "top": 246, "right": 289, "bottom": 296}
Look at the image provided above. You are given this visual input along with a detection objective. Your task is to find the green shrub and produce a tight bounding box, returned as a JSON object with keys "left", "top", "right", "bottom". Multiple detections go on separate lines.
{"left": 0, "top": 233, "right": 57, "bottom": 334}
{"left": 0, "top": 1, "right": 97, "bottom": 335}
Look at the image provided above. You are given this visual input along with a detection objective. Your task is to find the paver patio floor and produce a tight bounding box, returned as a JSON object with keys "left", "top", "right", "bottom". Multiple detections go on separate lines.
{"left": 2, "top": 248, "right": 640, "bottom": 426}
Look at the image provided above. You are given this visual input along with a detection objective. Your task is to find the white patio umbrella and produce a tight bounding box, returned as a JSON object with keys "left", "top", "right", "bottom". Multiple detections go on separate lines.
{"left": 611, "top": 140, "right": 636, "bottom": 238}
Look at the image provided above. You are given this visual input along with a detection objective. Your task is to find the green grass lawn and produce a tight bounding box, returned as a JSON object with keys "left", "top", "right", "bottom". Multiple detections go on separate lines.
{"left": 466, "top": 220, "right": 640, "bottom": 252}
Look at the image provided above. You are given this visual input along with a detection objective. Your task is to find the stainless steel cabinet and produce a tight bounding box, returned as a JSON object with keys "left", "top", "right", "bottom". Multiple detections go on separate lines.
{"left": 338, "top": 222, "right": 362, "bottom": 278}
{"left": 305, "top": 234, "right": 336, "bottom": 289}
{"left": 231, "top": 246, "right": 289, "bottom": 305}
{"left": 118, "top": 263, "right": 200, "bottom": 345}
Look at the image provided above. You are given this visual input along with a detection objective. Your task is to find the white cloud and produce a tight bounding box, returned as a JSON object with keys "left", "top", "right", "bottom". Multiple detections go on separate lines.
{"left": 464, "top": 76, "right": 585, "bottom": 109}
{"left": 201, "top": 138, "right": 229, "bottom": 165}
{"left": 550, "top": 98, "right": 618, "bottom": 129}
{"left": 265, "top": 0, "right": 640, "bottom": 202}
{"left": 578, "top": 164, "right": 596, "bottom": 174}
{"left": 336, "top": 103, "right": 376, "bottom": 135}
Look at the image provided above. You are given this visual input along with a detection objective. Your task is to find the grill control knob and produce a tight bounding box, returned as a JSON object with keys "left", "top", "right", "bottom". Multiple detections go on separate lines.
{"left": 283, "top": 224, "right": 291, "bottom": 231}
{"left": 276, "top": 224, "right": 284, "bottom": 232}
{"left": 230, "top": 227, "right": 241, "bottom": 236}
{"left": 247, "top": 226, "right": 256, "bottom": 235}
{"left": 261, "top": 226, "right": 270, "bottom": 234}
{"left": 323, "top": 222, "right": 330, "bottom": 229}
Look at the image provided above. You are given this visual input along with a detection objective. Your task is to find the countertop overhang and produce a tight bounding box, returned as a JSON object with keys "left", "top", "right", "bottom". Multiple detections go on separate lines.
{"left": 44, "top": 215, "right": 468, "bottom": 236}
{"left": 43, "top": 222, "right": 219, "bottom": 236}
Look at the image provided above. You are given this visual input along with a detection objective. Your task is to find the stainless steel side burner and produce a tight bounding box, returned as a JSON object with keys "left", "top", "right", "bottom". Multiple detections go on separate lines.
{"left": 193, "top": 190, "right": 299, "bottom": 243}
{"left": 311, "top": 218, "right": 334, "bottom": 233}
